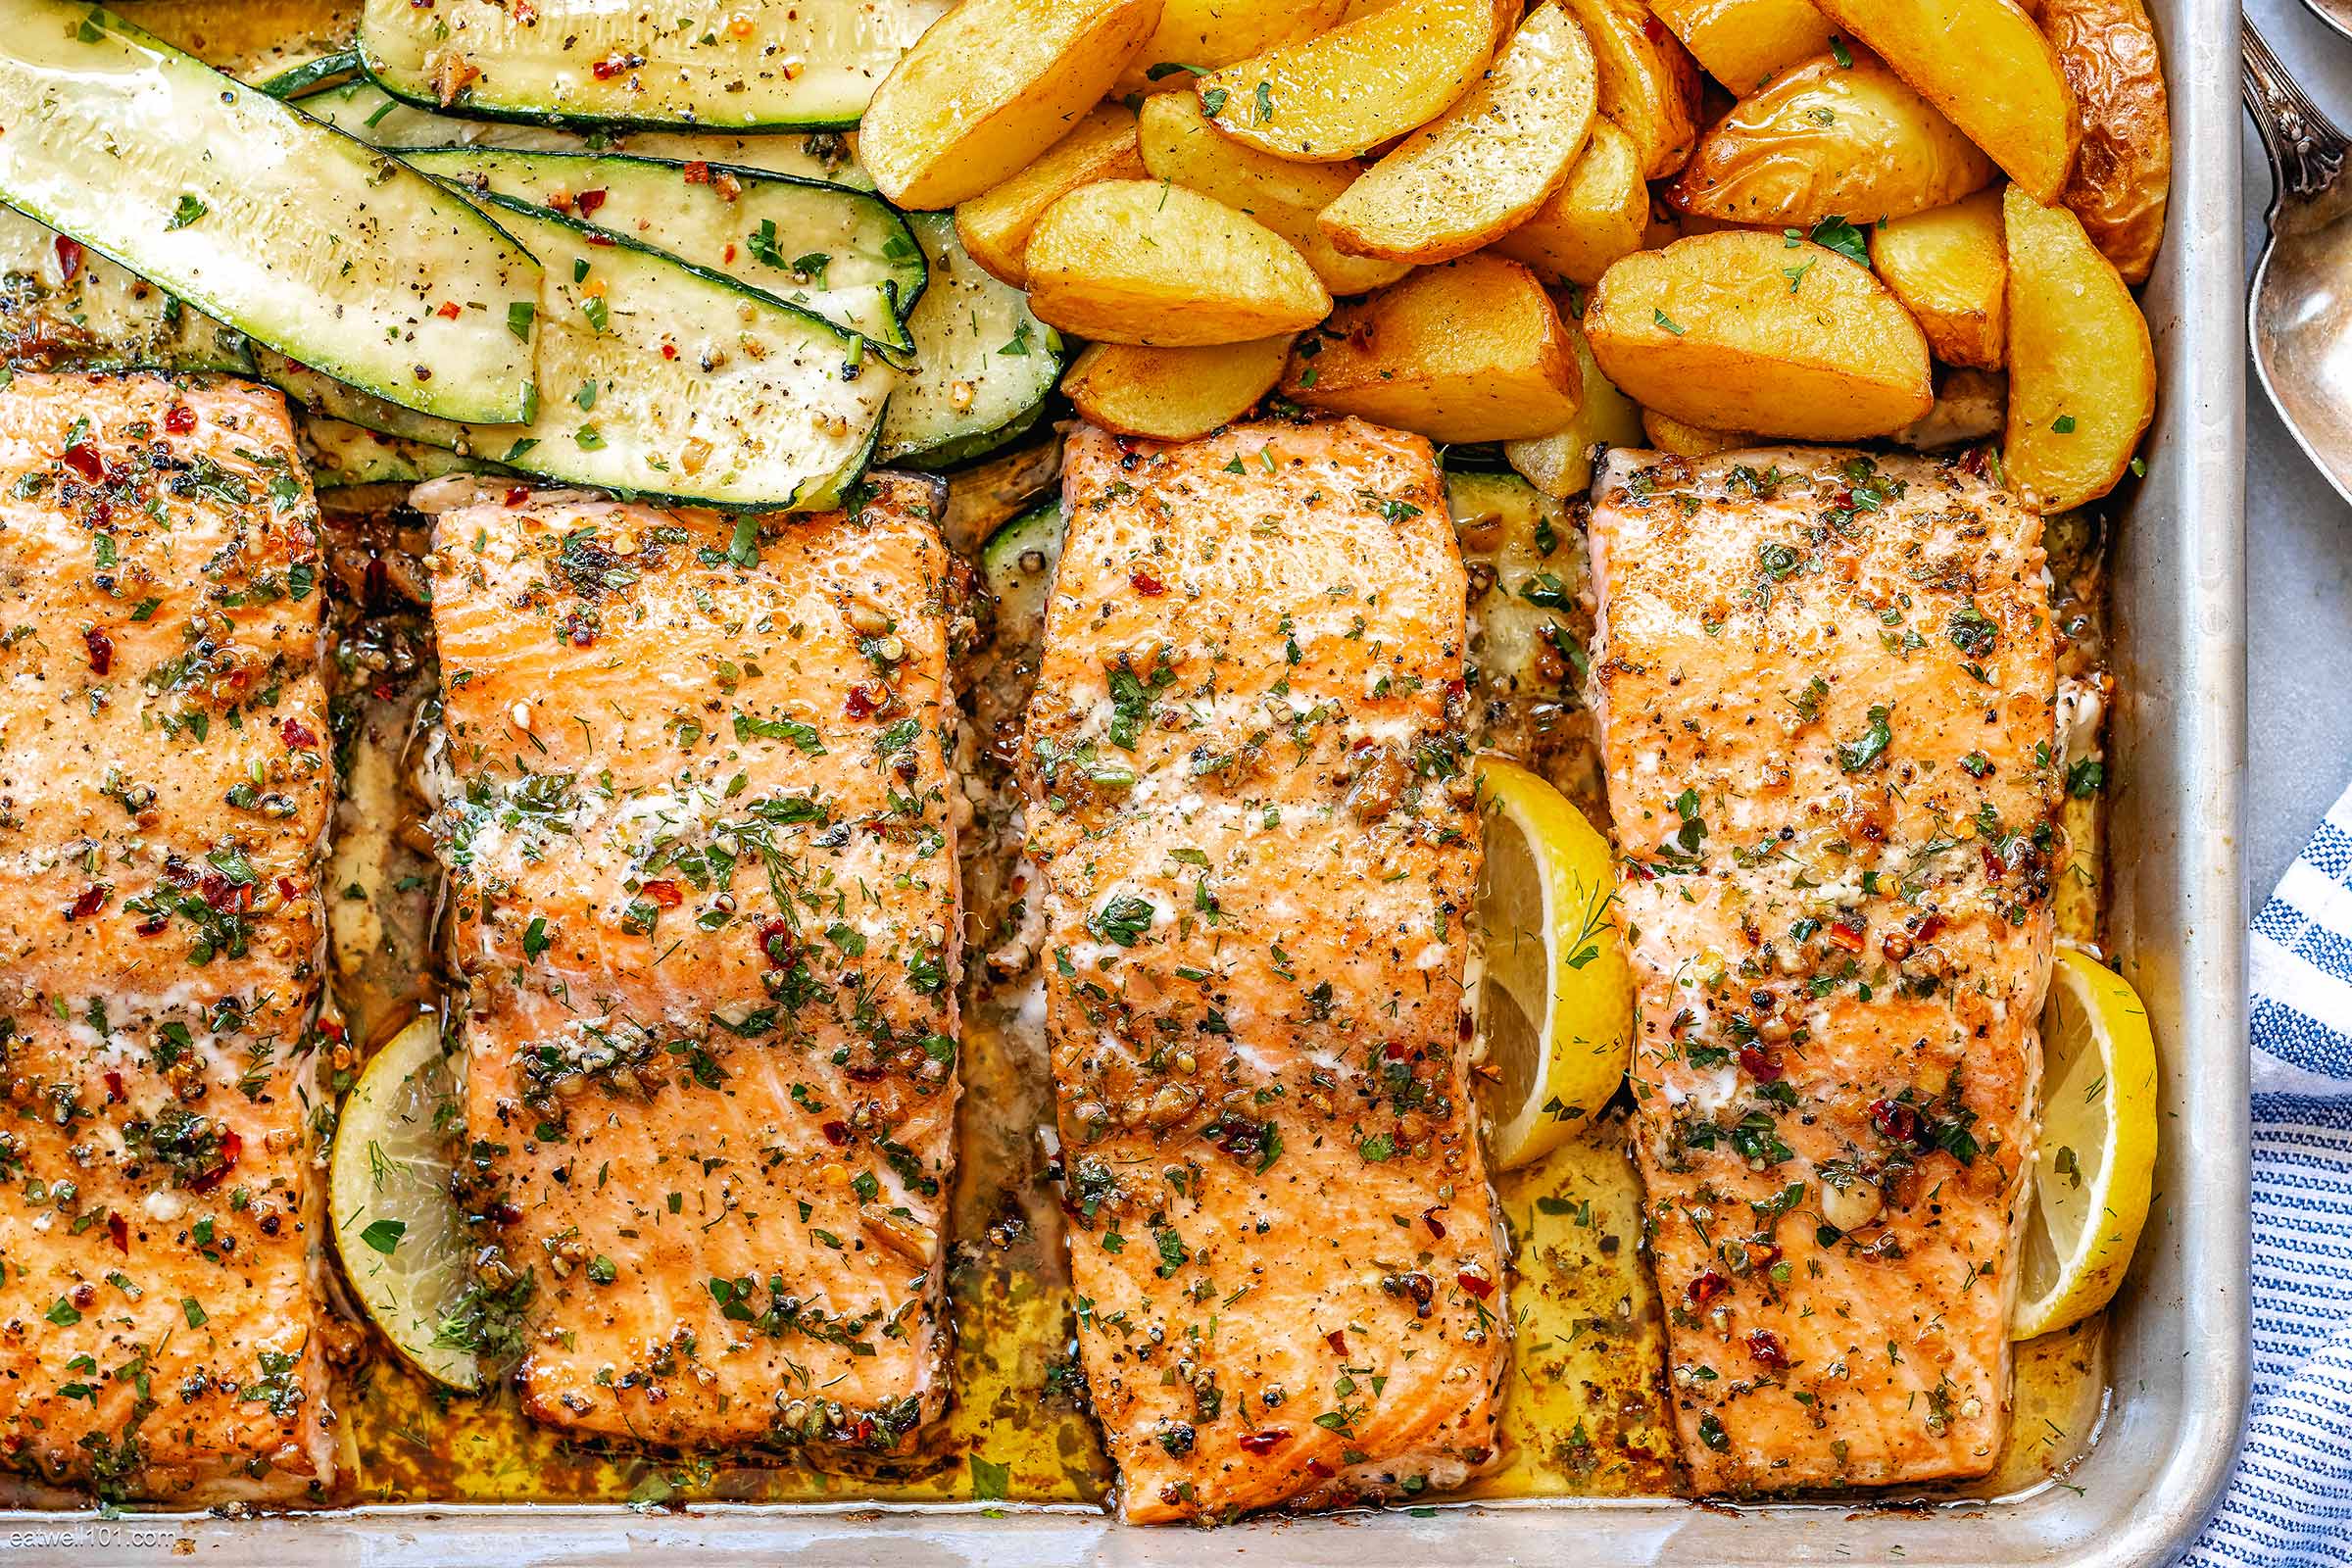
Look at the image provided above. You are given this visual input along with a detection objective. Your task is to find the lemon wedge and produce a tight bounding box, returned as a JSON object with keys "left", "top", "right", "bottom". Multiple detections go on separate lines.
{"left": 2012, "top": 948, "right": 2160, "bottom": 1341}
{"left": 1470, "top": 755, "right": 1635, "bottom": 1170}
{"left": 330, "top": 1016, "right": 479, "bottom": 1390}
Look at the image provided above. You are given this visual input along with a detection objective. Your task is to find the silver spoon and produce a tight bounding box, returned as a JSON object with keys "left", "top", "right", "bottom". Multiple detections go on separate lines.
{"left": 2248, "top": 22, "right": 2352, "bottom": 506}
{"left": 2303, "top": 0, "right": 2352, "bottom": 44}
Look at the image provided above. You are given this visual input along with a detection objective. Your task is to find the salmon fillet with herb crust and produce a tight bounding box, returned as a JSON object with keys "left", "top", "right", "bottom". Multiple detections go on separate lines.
{"left": 1588, "top": 446, "right": 2056, "bottom": 1493}
{"left": 419, "top": 474, "right": 961, "bottom": 1457}
{"left": 1025, "top": 421, "right": 1505, "bottom": 1523}
{"left": 0, "top": 372, "right": 336, "bottom": 1501}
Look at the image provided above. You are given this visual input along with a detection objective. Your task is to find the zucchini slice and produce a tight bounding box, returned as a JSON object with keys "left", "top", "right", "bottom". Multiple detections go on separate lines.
{"left": 257, "top": 348, "right": 475, "bottom": 451}
{"left": 430, "top": 194, "right": 890, "bottom": 510}
{"left": 403, "top": 148, "right": 921, "bottom": 360}
{"left": 0, "top": 208, "right": 249, "bottom": 372}
{"left": 980, "top": 498, "right": 1065, "bottom": 645}
{"left": 357, "top": 0, "right": 947, "bottom": 131}
{"left": 880, "top": 215, "right": 1062, "bottom": 469}
{"left": 0, "top": 2, "right": 540, "bottom": 421}
{"left": 257, "top": 46, "right": 360, "bottom": 99}
{"left": 300, "top": 416, "right": 492, "bottom": 488}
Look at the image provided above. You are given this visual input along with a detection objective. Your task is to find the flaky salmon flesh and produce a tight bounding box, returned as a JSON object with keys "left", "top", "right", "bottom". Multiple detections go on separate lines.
{"left": 1588, "top": 447, "right": 2057, "bottom": 1493}
{"left": 1024, "top": 421, "right": 1507, "bottom": 1523}
{"left": 420, "top": 475, "right": 961, "bottom": 1455}
{"left": 0, "top": 373, "right": 335, "bottom": 1501}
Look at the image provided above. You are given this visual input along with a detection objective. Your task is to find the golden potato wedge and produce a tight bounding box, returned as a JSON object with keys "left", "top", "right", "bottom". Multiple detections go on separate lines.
{"left": 862, "top": 0, "right": 1162, "bottom": 210}
{"left": 1503, "top": 311, "right": 1645, "bottom": 497}
{"left": 955, "top": 107, "right": 1145, "bottom": 287}
{"left": 1282, "top": 256, "right": 1583, "bottom": 442}
{"left": 1025, "top": 180, "right": 1333, "bottom": 346}
{"left": 2043, "top": 0, "right": 2170, "bottom": 284}
{"left": 1559, "top": 0, "right": 1704, "bottom": 178}
{"left": 1585, "top": 229, "right": 1934, "bottom": 439}
{"left": 1810, "top": 0, "right": 2079, "bottom": 202}
{"left": 1491, "top": 119, "right": 1649, "bottom": 286}
{"left": 1113, "top": 0, "right": 1351, "bottom": 96}
{"left": 1667, "top": 50, "right": 1994, "bottom": 226}
{"left": 2001, "top": 184, "right": 2153, "bottom": 511}
{"left": 1319, "top": 4, "right": 1599, "bottom": 265}
{"left": 1642, "top": 408, "right": 1759, "bottom": 457}
{"left": 1869, "top": 187, "right": 2006, "bottom": 369}
{"left": 1648, "top": 0, "right": 1837, "bottom": 93}
{"left": 1137, "top": 92, "right": 1411, "bottom": 295}
{"left": 1197, "top": 0, "right": 1515, "bottom": 162}
{"left": 1061, "top": 335, "right": 1294, "bottom": 438}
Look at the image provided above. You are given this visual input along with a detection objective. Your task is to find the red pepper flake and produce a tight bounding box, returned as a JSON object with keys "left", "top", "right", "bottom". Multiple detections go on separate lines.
{"left": 1737, "top": 1044, "right": 1783, "bottom": 1082}
{"left": 275, "top": 875, "right": 299, "bottom": 905}
{"left": 435, "top": 301, "right": 462, "bottom": 319}
{"left": 1912, "top": 912, "right": 1947, "bottom": 944}
{"left": 504, "top": 486, "right": 529, "bottom": 507}
{"left": 1421, "top": 1206, "right": 1447, "bottom": 1240}
{"left": 1129, "top": 567, "right": 1166, "bottom": 597}
{"left": 187, "top": 1129, "right": 242, "bottom": 1194}
{"left": 135, "top": 912, "right": 169, "bottom": 937}
{"left": 317, "top": 1016, "right": 347, "bottom": 1043}
{"left": 1686, "top": 1268, "right": 1728, "bottom": 1306}
{"left": 107, "top": 1211, "right": 128, "bottom": 1254}
{"left": 758, "top": 916, "right": 796, "bottom": 965}
{"left": 660, "top": 341, "right": 679, "bottom": 360}
{"left": 589, "top": 51, "right": 642, "bottom": 79}
{"left": 64, "top": 884, "right": 110, "bottom": 921}
{"left": 1324, "top": 1329, "right": 1348, "bottom": 1355}
{"left": 1961, "top": 444, "right": 1989, "bottom": 477}
{"left": 1305, "top": 1458, "right": 1336, "bottom": 1480}
{"left": 843, "top": 682, "right": 883, "bottom": 720}
{"left": 576, "top": 188, "right": 608, "bottom": 217}
{"left": 1981, "top": 843, "right": 2008, "bottom": 881}
{"left": 1745, "top": 1328, "right": 1787, "bottom": 1368}
{"left": 279, "top": 716, "right": 318, "bottom": 749}
{"left": 53, "top": 234, "right": 82, "bottom": 281}
{"left": 103, "top": 1071, "right": 124, "bottom": 1104}
{"left": 62, "top": 443, "right": 102, "bottom": 481}
{"left": 82, "top": 627, "right": 112, "bottom": 675}
{"left": 1237, "top": 1429, "right": 1290, "bottom": 1456}
{"left": 683, "top": 161, "right": 711, "bottom": 184}
{"left": 722, "top": 242, "right": 737, "bottom": 264}
{"left": 1456, "top": 1268, "right": 1494, "bottom": 1300}
{"left": 820, "top": 1120, "right": 850, "bottom": 1146}
{"left": 164, "top": 403, "right": 196, "bottom": 435}
{"left": 640, "top": 879, "right": 681, "bottom": 908}
{"left": 1869, "top": 1097, "right": 1920, "bottom": 1145}
{"left": 1827, "top": 919, "right": 1865, "bottom": 953}
{"left": 584, "top": 231, "right": 614, "bottom": 247}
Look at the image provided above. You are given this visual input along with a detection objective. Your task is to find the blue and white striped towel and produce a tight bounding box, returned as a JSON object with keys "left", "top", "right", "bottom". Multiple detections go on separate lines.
{"left": 2183, "top": 784, "right": 2352, "bottom": 1564}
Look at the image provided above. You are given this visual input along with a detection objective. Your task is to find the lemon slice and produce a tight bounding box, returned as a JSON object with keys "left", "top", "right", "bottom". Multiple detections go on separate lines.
{"left": 1470, "top": 755, "right": 1635, "bottom": 1170}
{"left": 330, "top": 1016, "right": 479, "bottom": 1390}
{"left": 2012, "top": 949, "right": 2160, "bottom": 1341}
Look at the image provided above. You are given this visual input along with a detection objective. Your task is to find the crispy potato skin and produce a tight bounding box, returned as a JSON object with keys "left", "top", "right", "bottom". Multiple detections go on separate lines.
{"left": 1648, "top": 0, "right": 1837, "bottom": 93}
{"left": 1869, "top": 186, "right": 2008, "bottom": 369}
{"left": 1283, "top": 255, "right": 1583, "bottom": 442}
{"left": 1586, "top": 229, "right": 1934, "bottom": 440}
{"left": 1025, "top": 180, "right": 1332, "bottom": 345}
{"left": 862, "top": 0, "right": 1162, "bottom": 210}
{"left": 1318, "top": 2, "right": 1599, "bottom": 265}
{"left": 1503, "top": 307, "right": 1644, "bottom": 496}
{"left": 1811, "top": 0, "right": 2079, "bottom": 202}
{"left": 2001, "top": 184, "right": 2153, "bottom": 510}
{"left": 1060, "top": 335, "right": 1294, "bottom": 438}
{"left": 2042, "top": 0, "right": 2170, "bottom": 284}
{"left": 1667, "top": 50, "right": 1995, "bottom": 226}
{"left": 1560, "top": 0, "right": 1704, "bottom": 177}
{"left": 1641, "top": 407, "right": 1756, "bottom": 456}
{"left": 956, "top": 106, "right": 1146, "bottom": 287}
{"left": 1112, "top": 0, "right": 1351, "bottom": 96}
{"left": 1491, "top": 119, "right": 1650, "bottom": 285}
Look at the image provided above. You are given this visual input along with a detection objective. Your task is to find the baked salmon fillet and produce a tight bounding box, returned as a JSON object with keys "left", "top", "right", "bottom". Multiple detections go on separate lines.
{"left": 0, "top": 373, "right": 336, "bottom": 1500}
{"left": 1024, "top": 421, "right": 1505, "bottom": 1523}
{"left": 1588, "top": 447, "right": 2057, "bottom": 1493}
{"left": 419, "top": 475, "right": 961, "bottom": 1455}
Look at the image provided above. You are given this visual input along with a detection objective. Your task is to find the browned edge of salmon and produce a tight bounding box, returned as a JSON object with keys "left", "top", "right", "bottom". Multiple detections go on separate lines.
{"left": 418, "top": 474, "right": 962, "bottom": 1458}
{"left": 0, "top": 372, "right": 337, "bottom": 1502}
{"left": 1024, "top": 420, "right": 1507, "bottom": 1523}
{"left": 1588, "top": 446, "right": 2056, "bottom": 1493}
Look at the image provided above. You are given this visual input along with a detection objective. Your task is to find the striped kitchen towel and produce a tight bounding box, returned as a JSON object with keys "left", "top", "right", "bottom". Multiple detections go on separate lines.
{"left": 2184, "top": 784, "right": 2352, "bottom": 1564}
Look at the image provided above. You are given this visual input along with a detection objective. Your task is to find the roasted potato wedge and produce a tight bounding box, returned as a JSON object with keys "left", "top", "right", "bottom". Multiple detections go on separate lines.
{"left": 1559, "top": 0, "right": 1704, "bottom": 178}
{"left": 1061, "top": 335, "right": 1294, "bottom": 438}
{"left": 2002, "top": 184, "right": 2153, "bottom": 511}
{"left": 1114, "top": 0, "right": 1351, "bottom": 97}
{"left": 863, "top": 0, "right": 1161, "bottom": 210}
{"left": 1648, "top": 0, "right": 1837, "bottom": 93}
{"left": 2043, "top": 0, "right": 2170, "bottom": 284}
{"left": 956, "top": 106, "right": 1146, "bottom": 287}
{"left": 1503, "top": 309, "right": 1645, "bottom": 497}
{"left": 1667, "top": 50, "right": 1994, "bottom": 226}
{"left": 1282, "top": 255, "right": 1583, "bottom": 442}
{"left": 1200, "top": 0, "right": 1516, "bottom": 162}
{"left": 1810, "top": 0, "right": 2079, "bottom": 202}
{"left": 1642, "top": 408, "right": 1758, "bottom": 457}
{"left": 1137, "top": 92, "right": 1411, "bottom": 295}
{"left": 1869, "top": 187, "right": 2006, "bottom": 369}
{"left": 1025, "top": 180, "right": 1333, "bottom": 346}
{"left": 1491, "top": 119, "right": 1649, "bottom": 286}
{"left": 1319, "top": 3, "right": 1599, "bottom": 265}
{"left": 1893, "top": 366, "right": 2006, "bottom": 449}
{"left": 1585, "top": 229, "right": 1934, "bottom": 439}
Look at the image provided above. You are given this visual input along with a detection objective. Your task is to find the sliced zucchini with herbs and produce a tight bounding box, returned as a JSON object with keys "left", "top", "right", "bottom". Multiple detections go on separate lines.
{"left": 0, "top": 208, "right": 249, "bottom": 372}
{"left": 0, "top": 2, "right": 540, "bottom": 421}
{"left": 257, "top": 348, "right": 475, "bottom": 451}
{"left": 256, "top": 46, "right": 359, "bottom": 98}
{"left": 436, "top": 194, "right": 891, "bottom": 510}
{"left": 403, "top": 148, "right": 922, "bottom": 359}
{"left": 980, "top": 498, "right": 1065, "bottom": 643}
{"left": 299, "top": 416, "right": 492, "bottom": 488}
{"left": 880, "top": 215, "right": 1062, "bottom": 469}
{"left": 357, "top": 0, "right": 948, "bottom": 131}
